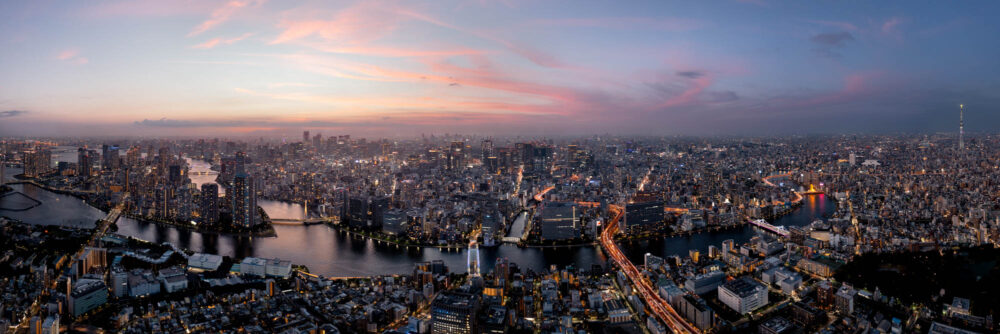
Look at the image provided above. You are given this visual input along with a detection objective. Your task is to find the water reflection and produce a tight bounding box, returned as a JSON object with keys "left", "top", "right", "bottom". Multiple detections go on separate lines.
{"left": 2, "top": 179, "right": 834, "bottom": 277}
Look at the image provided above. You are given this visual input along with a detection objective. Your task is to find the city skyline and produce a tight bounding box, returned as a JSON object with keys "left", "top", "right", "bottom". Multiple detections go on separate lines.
{"left": 2, "top": 1, "right": 999, "bottom": 137}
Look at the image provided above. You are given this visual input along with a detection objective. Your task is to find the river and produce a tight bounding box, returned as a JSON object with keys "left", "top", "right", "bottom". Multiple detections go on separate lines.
{"left": 1, "top": 165, "right": 834, "bottom": 277}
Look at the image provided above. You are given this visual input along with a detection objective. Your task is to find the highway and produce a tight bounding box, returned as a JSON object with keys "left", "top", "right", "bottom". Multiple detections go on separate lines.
{"left": 600, "top": 204, "right": 701, "bottom": 334}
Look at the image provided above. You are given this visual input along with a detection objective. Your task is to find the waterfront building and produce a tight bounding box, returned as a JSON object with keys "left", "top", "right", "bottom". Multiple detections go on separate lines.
{"left": 231, "top": 172, "right": 257, "bottom": 229}
{"left": 381, "top": 209, "right": 408, "bottom": 236}
{"left": 200, "top": 183, "right": 219, "bottom": 225}
{"left": 625, "top": 192, "right": 664, "bottom": 232}
{"left": 718, "top": 277, "right": 768, "bottom": 314}
{"left": 77, "top": 148, "right": 92, "bottom": 177}
{"left": 536, "top": 202, "right": 579, "bottom": 241}
{"left": 23, "top": 149, "right": 51, "bottom": 178}
{"left": 187, "top": 253, "right": 224, "bottom": 272}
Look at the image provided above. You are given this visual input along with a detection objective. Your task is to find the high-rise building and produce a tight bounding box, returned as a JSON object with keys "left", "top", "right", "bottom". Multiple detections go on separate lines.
{"left": 958, "top": 104, "right": 965, "bottom": 150}
{"left": 448, "top": 141, "right": 464, "bottom": 170}
{"left": 201, "top": 183, "right": 220, "bottom": 225}
{"left": 625, "top": 192, "right": 664, "bottom": 232}
{"left": 23, "top": 149, "right": 51, "bottom": 178}
{"left": 303, "top": 130, "right": 310, "bottom": 144}
{"left": 77, "top": 148, "right": 92, "bottom": 177}
{"left": 102, "top": 144, "right": 119, "bottom": 171}
{"left": 168, "top": 165, "right": 182, "bottom": 184}
{"left": 231, "top": 172, "right": 258, "bottom": 229}
{"left": 481, "top": 139, "right": 494, "bottom": 162}
{"left": 312, "top": 133, "right": 322, "bottom": 148}
{"left": 431, "top": 292, "right": 481, "bottom": 334}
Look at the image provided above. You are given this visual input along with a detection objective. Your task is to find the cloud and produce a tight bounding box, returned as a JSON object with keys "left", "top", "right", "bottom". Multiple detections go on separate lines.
{"left": 0, "top": 110, "right": 29, "bottom": 118}
{"left": 676, "top": 71, "right": 705, "bottom": 79}
{"left": 188, "top": 0, "right": 260, "bottom": 37}
{"left": 810, "top": 32, "right": 854, "bottom": 46}
{"left": 55, "top": 49, "right": 88, "bottom": 64}
{"left": 526, "top": 17, "right": 705, "bottom": 32}
{"left": 705, "top": 91, "right": 739, "bottom": 103}
{"left": 881, "top": 17, "right": 902, "bottom": 34}
{"left": 810, "top": 32, "right": 854, "bottom": 59}
{"left": 802, "top": 19, "right": 858, "bottom": 32}
{"left": 191, "top": 33, "right": 254, "bottom": 49}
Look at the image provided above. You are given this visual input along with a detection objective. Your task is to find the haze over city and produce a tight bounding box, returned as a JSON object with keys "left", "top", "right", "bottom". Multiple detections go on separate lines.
{"left": 2, "top": 0, "right": 999, "bottom": 137}
{"left": 5, "top": 2, "right": 1000, "bottom": 334}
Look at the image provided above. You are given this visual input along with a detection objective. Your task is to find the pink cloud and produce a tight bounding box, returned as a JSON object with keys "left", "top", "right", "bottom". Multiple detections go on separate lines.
{"left": 188, "top": 0, "right": 260, "bottom": 37}
{"left": 55, "top": 49, "right": 88, "bottom": 64}
{"left": 191, "top": 33, "right": 254, "bottom": 49}
{"left": 659, "top": 75, "right": 713, "bottom": 109}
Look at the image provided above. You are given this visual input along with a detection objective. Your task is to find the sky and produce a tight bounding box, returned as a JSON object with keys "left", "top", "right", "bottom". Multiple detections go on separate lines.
{"left": 1, "top": 0, "right": 999, "bottom": 138}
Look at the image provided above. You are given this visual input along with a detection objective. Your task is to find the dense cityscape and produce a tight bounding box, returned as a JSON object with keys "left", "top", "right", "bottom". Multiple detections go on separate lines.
{"left": 1, "top": 133, "right": 998, "bottom": 333}
{"left": 3, "top": 0, "right": 999, "bottom": 333}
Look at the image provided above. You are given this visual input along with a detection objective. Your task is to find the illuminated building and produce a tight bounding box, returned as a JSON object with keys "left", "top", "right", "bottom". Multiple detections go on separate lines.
{"left": 431, "top": 291, "right": 480, "bottom": 334}
{"left": 231, "top": 172, "right": 258, "bottom": 229}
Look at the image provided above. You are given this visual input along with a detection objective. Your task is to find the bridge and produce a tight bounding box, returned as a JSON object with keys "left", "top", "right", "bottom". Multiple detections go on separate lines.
{"left": 19, "top": 193, "right": 128, "bottom": 331}
{"left": 269, "top": 217, "right": 335, "bottom": 225}
{"left": 748, "top": 218, "right": 790, "bottom": 237}
{"left": 188, "top": 171, "right": 218, "bottom": 176}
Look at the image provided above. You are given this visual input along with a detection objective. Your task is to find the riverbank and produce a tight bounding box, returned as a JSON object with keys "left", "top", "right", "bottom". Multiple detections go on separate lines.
{"left": 328, "top": 224, "right": 473, "bottom": 250}
{"left": 123, "top": 212, "right": 277, "bottom": 238}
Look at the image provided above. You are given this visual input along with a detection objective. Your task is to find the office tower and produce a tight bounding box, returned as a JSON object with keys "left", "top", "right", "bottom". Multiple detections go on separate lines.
{"left": 313, "top": 133, "right": 322, "bottom": 148}
{"left": 231, "top": 172, "right": 257, "bottom": 229}
{"left": 77, "top": 148, "right": 91, "bottom": 177}
{"left": 168, "top": 165, "right": 181, "bottom": 184}
{"left": 625, "top": 191, "right": 664, "bottom": 232}
{"left": 959, "top": 104, "right": 965, "bottom": 150}
{"left": 101, "top": 144, "right": 119, "bottom": 171}
{"left": 303, "top": 130, "right": 310, "bottom": 144}
{"left": 201, "top": 183, "right": 220, "bottom": 225}
{"left": 848, "top": 152, "right": 856, "bottom": 166}
{"left": 481, "top": 139, "right": 494, "bottom": 162}
{"left": 431, "top": 292, "right": 481, "bottom": 334}
{"left": 448, "top": 141, "right": 464, "bottom": 170}
{"left": 234, "top": 151, "right": 248, "bottom": 174}
{"left": 23, "top": 149, "right": 51, "bottom": 178}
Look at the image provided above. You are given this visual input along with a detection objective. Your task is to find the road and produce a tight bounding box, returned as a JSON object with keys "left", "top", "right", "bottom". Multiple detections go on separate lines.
{"left": 600, "top": 204, "right": 700, "bottom": 334}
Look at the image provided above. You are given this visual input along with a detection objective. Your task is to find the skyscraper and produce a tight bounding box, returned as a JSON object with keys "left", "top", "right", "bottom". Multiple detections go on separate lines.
{"left": 481, "top": 139, "right": 494, "bottom": 162}
{"left": 303, "top": 130, "right": 310, "bottom": 144}
{"left": 101, "top": 144, "right": 119, "bottom": 171}
{"left": 201, "top": 183, "right": 220, "bottom": 225}
{"left": 77, "top": 148, "right": 91, "bottom": 177}
{"left": 959, "top": 104, "right": 965, "bottom": 150}
{"left": 231, "top": 172, "right": 257, "bottom": 229}
{"left": 23, "top": 149, "right": 51, "bottom": 178}
{"left": 448, "top": 141, "right": 464, "bottom": 170}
